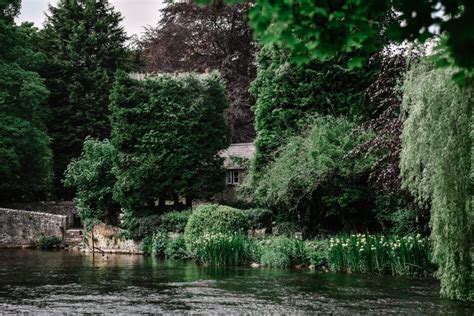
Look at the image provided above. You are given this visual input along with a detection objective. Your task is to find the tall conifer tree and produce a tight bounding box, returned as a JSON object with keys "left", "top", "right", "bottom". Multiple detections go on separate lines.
{"left": 41, "top": 0, "right": 127, "bottom": 196}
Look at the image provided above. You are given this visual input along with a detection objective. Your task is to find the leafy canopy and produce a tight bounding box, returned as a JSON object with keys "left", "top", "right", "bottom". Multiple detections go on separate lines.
{"left": 0, "top": 0, "right": 52, "bottom": 201}
{"left": 198, "top": 0, "right": 474, "bottom": 71}
{"left": 250, "top": 45, "right": 377, "bottom": 175}
{"left": 255, "top": 116, "right": 373, "bottom": 213}
{"left": 64, "top": 138, "right": 119, "bottom": 226}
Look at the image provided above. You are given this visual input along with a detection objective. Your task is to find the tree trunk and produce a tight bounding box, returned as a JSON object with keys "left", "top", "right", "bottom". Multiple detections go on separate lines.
{"left": 185, "top": 196, "right": 193, "bottom": 209}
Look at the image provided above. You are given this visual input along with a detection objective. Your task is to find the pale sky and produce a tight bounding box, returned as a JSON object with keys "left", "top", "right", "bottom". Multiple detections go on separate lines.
{"left": 16, "top": 0, "right": 166, "bottom": 37}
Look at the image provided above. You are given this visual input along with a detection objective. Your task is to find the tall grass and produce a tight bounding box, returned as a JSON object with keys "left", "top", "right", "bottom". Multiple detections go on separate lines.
{"left": 194, "top": 232, "right": 251, "bottom": 266}
{"left": 258, "top": 236, "right": 307, "bottom": 268}
{"left": 328, "top": 234, "right": 433, "bottom": 275}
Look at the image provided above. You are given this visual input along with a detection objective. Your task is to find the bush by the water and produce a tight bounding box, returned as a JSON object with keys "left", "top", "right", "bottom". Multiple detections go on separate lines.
{"left": 38, "top": 235, "right": 62, "bottom": 250}
{"left": 327, "top": 234, "right": 433, "bottom": 275}
{"left": 159, "top": 210, "right": 192, "bottom": 233}
{"left": 258, "top": 236, "right": 307, "bottom": 268}
{"left": 141, "top": 230, "right": 169, "bottom": 256}
{"left": 184, "top": 204, "right": 247, "bottom": 255}
{"left": 123, "top": 210, "right": 192, "bottom": 239}
{"left": 184, "top": 204, "right": 272, "bottom": 255}
{"left": 243, "top": 208, "right": 273, "bottom": 230}
{"left": 164, "top": 235, "right": 189, "bottom": 259}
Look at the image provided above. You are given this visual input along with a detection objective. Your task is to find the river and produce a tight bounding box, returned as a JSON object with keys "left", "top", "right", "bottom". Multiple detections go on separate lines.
{"left": 0, "top": 249, "right": 472, "bottom": 314}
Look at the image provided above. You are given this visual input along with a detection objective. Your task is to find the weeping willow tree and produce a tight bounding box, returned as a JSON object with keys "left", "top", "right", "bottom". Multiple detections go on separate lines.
{"left": 400, "top": 61, "right": 473, "bottom": 300}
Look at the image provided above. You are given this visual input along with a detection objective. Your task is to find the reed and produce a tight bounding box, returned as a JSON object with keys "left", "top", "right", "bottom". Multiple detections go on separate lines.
{"left": 194, "top": 232, "right": 251, "bottom": 266}
{"left": 327, "top": 234, "right": 433, "bottom": 275}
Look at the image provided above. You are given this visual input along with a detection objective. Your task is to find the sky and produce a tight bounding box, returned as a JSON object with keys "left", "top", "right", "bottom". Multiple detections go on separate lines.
{"left": 16, "top": 0, "right": 166, "bottom": 37}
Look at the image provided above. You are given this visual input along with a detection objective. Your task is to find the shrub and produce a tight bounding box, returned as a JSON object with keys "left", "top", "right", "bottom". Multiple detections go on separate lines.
{"left": 165, "top": 235, "right": 189, "bottom": 259}
{"left": 327, "top": 234, "right": 433, "bottom": 276}
{"left": 257, "top": 236, "right": 308, "bottom": 268}
{"left": 64, "top": 138, "right": 119, "bottom": 226}
{"left": 184, "top": 204, "right": 248, "bottom": 254}
{"left": 260, "top": 250, "right": 291, "bottom": 268}
{"left": 141, "top": 230, "right": 170, "bottom": 256}
{"left": 159, "top": 210, "right": 192, "bottom": 233}
{"left": 121, "top": 213, "right": 162, "bottom": 239}
{"left": 38, "top": 235, "right": 62, "bottom": 250}
{"left": 253, "top": 116, "right": 375, "bottom": 233}
{"left": 305, "top": 239, "right": 329, "bottom": 267}
{"left": 273, "top": 221, "right": 302, "bottom": 237}
{"left": 194, "top": 232, "right": 251, "bottom": 266}
{"left": 374, "top": 193, "right": 427, "bottom": 236}
{"left": 243, "top": 208, "right": 273, "bottom": 230}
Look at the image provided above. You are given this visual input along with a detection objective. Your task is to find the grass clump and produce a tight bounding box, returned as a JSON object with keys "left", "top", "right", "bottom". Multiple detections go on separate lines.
{"left": 38, "top": 235, "right": 62, "bottom": 250}
{"left": 258, "top": 236, "right": 307, "bottom": 268}
{"left": 194, "top": 232, "right": 251, "bottom": 266}
{"left": 328, "top": 234, "right": 433, "bottom": 275}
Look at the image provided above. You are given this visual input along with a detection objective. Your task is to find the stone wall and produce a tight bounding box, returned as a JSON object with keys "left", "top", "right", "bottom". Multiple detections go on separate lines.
{"left": 86, "top": 224, "right": 142, "bottom": 254}
{"left": 0, "top": 201, "right": 79, "bottom": 227}
{"left": 0, "top": 208, "right": 67, "bottom": 247}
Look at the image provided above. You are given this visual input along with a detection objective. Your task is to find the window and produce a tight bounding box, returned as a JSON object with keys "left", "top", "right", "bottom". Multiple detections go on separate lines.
{"left": 227, "top": 170, "right": 239, "bottom": 185}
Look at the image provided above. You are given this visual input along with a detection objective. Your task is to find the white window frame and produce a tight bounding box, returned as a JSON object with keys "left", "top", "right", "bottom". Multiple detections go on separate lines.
{"left": 226, "top": 170, "right": 239, "bottom": 185}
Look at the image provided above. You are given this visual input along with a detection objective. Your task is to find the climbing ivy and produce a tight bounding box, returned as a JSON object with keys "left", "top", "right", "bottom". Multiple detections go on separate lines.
{"left": 400, "top": 61, "right": 473, "bottom": 300}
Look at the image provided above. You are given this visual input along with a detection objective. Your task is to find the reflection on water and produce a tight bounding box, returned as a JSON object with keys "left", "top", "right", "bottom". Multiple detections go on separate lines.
{"left": 0, "top": 249, "right": 472, "bottom": 314}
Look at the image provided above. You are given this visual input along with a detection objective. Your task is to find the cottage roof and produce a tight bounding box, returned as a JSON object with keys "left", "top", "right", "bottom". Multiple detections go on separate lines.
{"left": 220, "top": 142, "right": 255, "bottom": 169}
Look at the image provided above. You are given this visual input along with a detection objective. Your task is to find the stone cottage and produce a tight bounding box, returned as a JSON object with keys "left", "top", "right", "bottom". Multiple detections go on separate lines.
{"left": 219, "top": 142, "right": 255, "bottom": 199}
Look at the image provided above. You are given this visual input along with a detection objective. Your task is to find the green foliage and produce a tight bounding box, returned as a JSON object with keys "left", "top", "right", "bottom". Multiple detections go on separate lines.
{"left": 184, "top": 204, "right": 248, "bottom": 254}
{"left": 0, "top": 6, "right": 52, "bottom": 202}
{"left": 254, "top": 116, "right": 374, "bottom": 226}
{"left": 259, "top": 249, "right": 290, "bottom": 268}
{"left": 159, "top": 210, "right": 192, "bottom": 233}
{"left": 120, "top": 213, "right": 160, "bottom": 240}
{"left": 248, "top": 0, "right": 387, "bottom": 67}
{"left": 251, "top": 46, "right": 377, "bottom": 175}
{"left": 273, "top": 221, "right": 302, "bottom": 237}
{"left": 400, "top": 61, "right": 473, "bottom": 300}
{"left": 0, "top": 116, "right": 52, "bottom": 201}
{"left": 199, "top": 0, "right": 473, "bottom": 72}
{"left": 38, "top": 235, "right": 62, "bottom": 250}
{"left": 193, "top": 232, "right": 251, "bottom": 266}
{"left": 0, "top": 62, "right": 49, "bottom": 129}
{"left": 64, "top": 138, "right": 118, "bottom": 226}
{"left": 41, "top": 0, "right": 128, "bottom": 196}
{"left": 374, "top": 193, "right": 427, "bottom": 236}
{"left": 305, "top": 239, "right": 329, "bottom": 267}
{"left": 110, "top": 72, "right": 229, "bottom": 213}
{"left": 141, "top": 230, "right": 170, "bottom": 256}
{"left": 257, "top": 236, "right": 307, "bottom": 268}
{"left": 328, "top": 234, "right": 433, "bottom": 276}
{"left": 164, "top": 235, "right": 189, "bottom": 260}
{"left": 121, "top": 210, "right": 192, "bottom": 239}
{"left": 243, "top": 208, "right": 272, "bottom": 231}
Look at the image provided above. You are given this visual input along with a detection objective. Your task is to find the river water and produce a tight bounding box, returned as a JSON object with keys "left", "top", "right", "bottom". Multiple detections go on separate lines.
{"left": 0, "top": 249, "right": 472, "bottom": 314}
